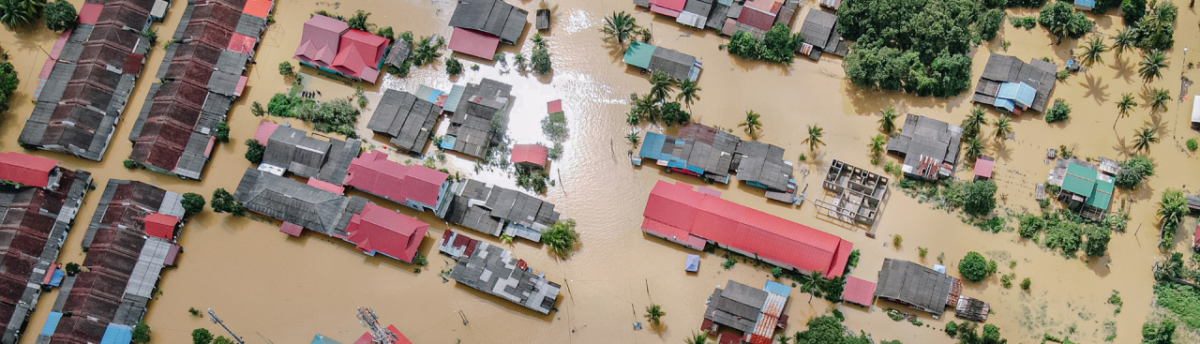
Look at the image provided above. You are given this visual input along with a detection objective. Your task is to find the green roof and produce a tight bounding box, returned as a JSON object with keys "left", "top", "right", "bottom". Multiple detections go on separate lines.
{"left": 623, "top": 41, "right": 656, "bottom": 69}
{"left": 1086, "top": 177, "right": 1114, "bottom": 210}
{"left": 1061, "top": 163, "right": 1097, "bottom": 196}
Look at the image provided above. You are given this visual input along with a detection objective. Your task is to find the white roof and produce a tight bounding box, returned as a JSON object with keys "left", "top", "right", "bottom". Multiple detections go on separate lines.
{"left": 1192, "top": 97, "right": 1200, "bottom": 123}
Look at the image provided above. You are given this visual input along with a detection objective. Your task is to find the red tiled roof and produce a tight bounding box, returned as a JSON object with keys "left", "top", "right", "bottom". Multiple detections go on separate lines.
{"left": 345, "top": 204, "right": 429, "bottom": 263}
{"left": 738, "top": 7, "right": 777, "bottom": 31}
{"left": 78, "top": 3, "right": 103, "bottom": 25}
{"left": 142, "top": 213, "right": 178, "bottom": 241}
{"left": 448, "top": 27, "right": 500, "bottom": 60}
{"left": 511, "top": 144, "right": 548, "bottom": 167}
{"left": 344, "top": 150, "right": 448, "bottom": 207}
{"left": 843, "top": 276, "right": 877, "bottom": 306}
{"left": 294, "top": 14, "right": 348, "bottom": 66}
{"left": 242, "top": 0, "right": 273, "bottom": 18}
{"left": 643, "top": 181, "right": 852, "bottom": 278}
{"left": 547, "top": 100, "right": 563, "bottom": 114}
{"left": 331, "top": 29, "right": 388, "bottom": 82}
{"left": 0, "top": 152, "right": 58, "bottom": 188}
{"left": 253, "top": 121, "right": 279, "bottom": 145}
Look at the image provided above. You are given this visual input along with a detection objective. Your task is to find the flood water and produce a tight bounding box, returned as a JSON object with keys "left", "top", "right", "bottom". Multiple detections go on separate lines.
{"left": 2, "top": 0, "right": 1199, "bottom": 343}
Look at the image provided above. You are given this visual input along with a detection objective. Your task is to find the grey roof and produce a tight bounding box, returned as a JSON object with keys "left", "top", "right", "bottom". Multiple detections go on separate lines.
{"left": 207, "top": 51, "right": 250, "bottom": 96}
{"left": 234, "top": 13, "right": 268, "bottom": 40}
{"left": 262, "top": 126, "right": 360, "bottom": 185}
{"left": 386, "top": 39, "right": 411, "bottom": 68}
{"left": 801, "top": 9, "right": 836, "bottom": 50}
{"left": 885, "top": 114, "right": 963, "bottom": 180}
{"left": 448, "top": 240, "right": 560, "bottom": 314}
{"left": 127, "top": 83, "right": 161, "bottom": 141}
{"left": 975, "top": 54, "right": 1058, "bottom": 112}
{"left": 734, "top": 141, "right": 792, "bottom": 191}
{"left": 775, "top": 0, "right": 798, "bottom": 27}
{"left": 448, "top": 79, "right": 513, "bottom": 158}
{"left": 648, "top": 46, "right": 698, "bottom": 81}
{"left": 234, "top": 168, "right": 351, "bottom": 235}
{"left": 448, "top": 0, "right": 528, "bottom": 44}
{"left": 83, "top": 179, "right": 175, "bottom": 248}
{"left": 685, "top": 0, "right": 713, "bottom": 15}
{"left": 367, "top": 89, "right": 441, "bottom": 153}
{"left": 706, "top": 3, "right": 731, "bottom": 30}
{"left": 445, "top": 180, "right": 560, "bottom": 238}
{"left": 702, "top": 280, "right": 768, "bottom": 333}
{"left": 124, "top": 239, "right": 171, "bottom": 299}
{"left": 446, "top": 197, "right": 503, "bottom": 236}
{"left": 874, "top": 258, "right": 954, "bottom": 315}
{"left": 536, "top": 9, "right": 550, "bottom": 30}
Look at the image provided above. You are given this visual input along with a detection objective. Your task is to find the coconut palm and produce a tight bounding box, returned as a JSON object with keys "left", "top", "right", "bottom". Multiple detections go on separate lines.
{"left": 774, "top": 333, "right": 791, "bottom": 344}
{"left": 0, "top": 0, "right": 43, "bottom": 28}
{"left": 1138, "top": 50, "right": 1168, "bottom": 83}
{"left": 684, "top": 332, "right": 709, "bottom": 344}
{"left": 962, "top": 107, "right": 988, "bottom": 139}
{"left": 964, "top": 137, "right": 985, "bottom": 162}
{"left": 675, "top": 78, "right": 701, "bottom": 112}
{"left": 739, "top": 110, "right": 762, "bottom": 140}
{"left": 648, "top": 71, "right": 674, "bottom": 103}
{"left": 1079, "top": 35, "right": 1108, "bottom": 68}
{"left": 1132, "top": 126, "right": 1159, "bottom": 153}
{"left": 1115, "top": 93, "right": 1136, "bottom": 128}
{"left": 644, "top": 304, "right": 665, "bottom": 326}
{"left": 531, "top": 33, "right": 548, "bottom": 50}
{"left": 879, "top": 106, "right": 898, "bottom": 135}
{"left": 627, "top": 131, "right": 640, "bottom": 147}
{"left": 800, "top": 270, "right": 825, "bottom": 302}
{"left": 601, "top": 11, "right": 638, "bottom": 44}
{"left": 1149, "top": 87, "right": 1170, "bottom": 113}
{"left": 803, "top": 125, "right": 826, "bottom": 152}
{"left": 869, "top": 134, "right": 886, "bottom": 158}
{"left": 992, "top": 116, "right": 1012, "bottom": 142}
{"left": 1111, "top": 29, "right": 1136, "bottom": 58}
{"left": 631, "top": 93, "right": 660, "bottom": 123}
{"left": 1158, "top": 189, "right": 1189, "bottom": 233}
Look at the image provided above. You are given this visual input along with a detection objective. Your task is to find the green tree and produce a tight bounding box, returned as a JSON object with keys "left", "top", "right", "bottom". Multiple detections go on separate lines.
{"left": 1149, "top": 87, "right": 1170, "bottom": 113}
{"left": 42, "top": 0, "right": 74, "bottom": 31}
{"left": 1141, "top": 319, "right": 1175, "bottom": 344}
{"left": 375, "top": 26, "right": 394, "bottom": 40}
{"left": 278, "top": 61, "right": 294, "bottom": 76}
{"left": 648, "top": 71, "right": 674, "bottom": 103}
{"left": 869, "top": 134, "right": 886, "bottom": 158}
{"left": 531, "top": 33, "right": 551, "bottom": 75}
{"left": 181, "top": 193, "right": 206, "bottom": 217}
{"left": 660, "top": 102, "right": 691, "bottom": 126}
{"left": 964, "top": 137, "right": 985, "bottom": 162}
{"left": 192, "top": 328, "right": 214, "bottom": 344}
{"left": 64, "top": 262, "right": 79, "bottom": 275}
{"left": 1138, "top": 50, "right": 1167, "bottom": 83}
{"left": 1079, "top": 35, "right": 1108, "bottom": 68}
{"left": 963, "top": 180, "right": 997, "bottom": 216}
{"left": 1018, "top": 214, "right": 1045, "bottom": 239}
{"left": 244, "top": 139, "right": 265, "bottom": 164}
{"left": 251, "top": 101, "right": 265, "bottom": 117}
{"left": 1122, "top": 0, "right": 1147, "bottom": 24}
{"left": 1115, "top": 155, "right": 1155, "bottom": 189}
{"left": 793, "top": 316, "right": 869, "bottom": 344}
{"left": 803, "top": 125, "right": 825, "bottom": 152}
{"left": 601, "top": 11, "right": 638, "bottom": 44}
{"left": 1115, "top": 93, "right": 1136, "bottom": 128}
{"left": 1020, "top": 277, "right": 1031, "bottom": 290}
{"left": 445, "top": 56, "right": 463, "bottom": 76}
{"left": 945, "top": 321, "right": 958, "bottom": 337}
{"left": 675, "top": 78, "right": 701, "bottom": 112}
{"left": 0, "top": 0, "right": 44, "bottom": 28}
{"left": 738, "top": 110, "right": 762, "bottom": 140}
{"left": 1045, "top": 99, "right": 1071, "bottom": 123}
{"left": 1084, "top": 225, "right": 1112, "bottom": 257}
{"left": 1111, "top": 29, "right": 1136, "bottom": 58}
{"left": 1132, "top": 126, "right": 1159, "bottom": 153}
{"left": 542, "top": 219, "right": 579, "bottom": 259}
{"left": 214, "top": 122, "right": 230, "bottom": 143}
{"left": 644, "top": 304, "right": 665, "bottom": 326}
{"left": 879, "top": 107, "right": 898, "bottom": 135}
{"left": 132, "top": 321, "right": 151, "bottom": 344}
{"left": 982, "top": 324, "right": 1004, "bottom": 344}
{"left": 346, "top": 10, "right": 370, "bottom": 31}
{"left": 992, "top": 116, "right": 1012, "bottom": 142}
{"left": 962, "top": 107, "right": 988, "bottom": 138}
{"left": 1158, "top": 189, "right": 1189, "bottom": 235}
{"left": 959, "top": 251, "right": 990, "bottom": 282}
{"left": 1039, "top": 1, "right": 1093, "bottom": 44}
{"left": 211, "top": 188, "right": 244, "bottom": 216}
{"left": 800, "top": 270, "right": 824, "bottom": 302}
{"left": 213, "top": 336, "right": 235, "bottom": 344}
{"left": 0, "top": 61, "right": 18, "bottom": 114}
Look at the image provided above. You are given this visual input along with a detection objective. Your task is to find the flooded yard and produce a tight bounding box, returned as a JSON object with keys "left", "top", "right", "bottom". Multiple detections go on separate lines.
{"left": 1, "top": 0, "right": 1199, "bottom": 343}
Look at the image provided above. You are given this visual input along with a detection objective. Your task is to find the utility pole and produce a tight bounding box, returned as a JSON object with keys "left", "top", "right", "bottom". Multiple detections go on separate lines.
{"left": 207, "top": 308, "right": 244, "bottom": 344}
{"left": 356, "top": 307, "right": 397, "bottom": 344}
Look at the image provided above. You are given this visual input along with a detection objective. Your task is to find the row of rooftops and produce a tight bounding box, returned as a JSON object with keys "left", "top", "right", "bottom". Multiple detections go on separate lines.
{"left": 0, "top": 153, "right": 93, "bottom": 343}
{"left": 37, "top": 179, "right": 185, "bottom": 344}
{"left": 701, "top": 279, "right": 791, "bottom": 344}
{"left": 255, "top": 121, "right": 361, "bottom": 185}
{"left": 439, "top": 230, "right": 560, "bottom": 314}
{"left": 127, "top": 0, "right": 273, "bottom": 180}
{"left": 444, "top": 180, "right": 561, "bottom": 242}
{"left": 294, "top": 14, "right": 391, "bottom": 83}
{"left": 445, "top": 78, "right": 514, "bottom": 158}
{"left": 636, "top": 123, "right": 795, "bottom": 193}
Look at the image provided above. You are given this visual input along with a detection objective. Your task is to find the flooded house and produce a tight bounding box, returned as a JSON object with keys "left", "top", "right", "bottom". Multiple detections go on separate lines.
{"left": 385, "top": 38, "right": 411, "bottom": 72}
{"left": 734, "top": 141, "right": 795, "bottom": 194}
{"left": 447, "top": 0, "right": 527, "bottom": 60}
{"left": 294, "top": 14, "right": 390, "bottom": 83}
{"left": 441, "top": 79, "right": 513, "bottom": 158}
{"left": 438, "top": 230, "right": 560, "bottom": 315}
{"left": 344, "top": 150, "right": 454, "bottom": 217}
{"left": 798, "top": 9, "right": 848, "bottom": 60}
{"left": 972, "top": 54, "right": 1058, "bottom": 114}
{"left": 19, "top": 0, "right": 158, "bottom": 161}
{"left": 674, "top": 0, "right": 799, "bottom": 38}
{"left": 842, "top": 276, "right": 878, "bottom": 308}
{"left": 642, "top": 180, "right": 854, "bottom": 279}
{"left": 0, "top": 153, "right": 92, "bottom": 344}
{"left": 128, "top": 0, "right": 272, "bottom": 180}
{"left": 442, "top": 180, "right": 560, "bottom": 242}
{"left": 511, "top": 144, "right": 548, "bottom": 169}
{"left": 366, "top": 89, "right": 442, "bottom": 154}
{"left": 885, "top": 114, "right": 963, "bottom": 181}
{"left": 875, "top": 258, "right": 988, "bottom": 320}
{"left": 621, "top": 41, "right": 703, "bottom": 82}
{"left": 1046, "top": 158, "right": 1115, "bottom": 221}
{"left": 343, "top": 203, "right": 428, "bottom": 264}
{"left": 814, "top": 159, "right": 888, "bottom": 226}
{"left": 699, "top": 279, "right": 791, "bottom": 344}
{"left": 258, "top": 123, "right": 361, "bottom": 185}
{"left": 635, "top": 124, "right": 739, "bottom": 184}
{"left": 37, "top": 180, "right": 186, "bottom": 343}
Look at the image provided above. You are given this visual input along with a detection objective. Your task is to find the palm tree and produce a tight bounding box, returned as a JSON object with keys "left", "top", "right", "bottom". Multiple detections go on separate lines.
{"left": 1079, "top": 35, "right": 1108, "bottom": 68}
{"left": 800, "top": 270, "right": 825, "bottom": 302}
{"left": 803, "top": 125, "right": 826, "bottom": 152}
{"left": 627, "top": 131, "right": 640, "bottom": 148}
{"left": 879, "top": 106, "right": 898, "bottom": 135}
{"left": 632, "top": 93, "right": 660, "bottom": 123}
{"left": 675, "top": 78, "right": 701, "bottom": 112}
{"left": 739, "top": 110, "right": 763, "bottom": 140}
{"left": 992, "top": 116, "right": 1012, "bottom": 142}
{"left": 774, "top": 333, "right": 791, "bottom": 344}
{"left": 644, "top": 304, "right": 665, "bottom": 326}
{"left": 1115, "top": 93, "right": 1136, "bottom": 128}
{"left": 1158, "top": 189, "right": 1189, "bottom": 234}
{"left": 964, "top": 137, "right": 985, "bottom": 162}
{"left": 869, "top": 134, "right": 886, "bottom": 158}
{"left": 1149, "top": 87, "right": 1170, "bottom": 113}
{"left": 601, "top": 11, "right": 638, "bottom": 44}
{"left": 0, "top": 0, "right": 43, "bottom": 28}
{"left": 1138, "top": 50, "right": 1168, "bottom": 83}
{"left": 1132, "top": 126, "right": 1159, "bottom": 153}
{"left": 684, "top": 332, "right": 709, "bottom": 344}
{"left": 1111, "top": 29, "right": 1136, "bottom": 59}
{"left": 962, "top": 107, "right": 988, "bottom": 139}
{"left": 531, "top": 33, "right": 548, "bottom": 50}
{"left": 648, "top": 71, "right": 674, "bottom": 103}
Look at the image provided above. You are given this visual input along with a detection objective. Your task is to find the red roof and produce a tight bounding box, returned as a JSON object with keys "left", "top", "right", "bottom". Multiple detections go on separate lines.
{"left": 345, "top": 203, "right": 429, "bottom": 263}
{"left": 307, "top": 178, "right": 344, "bottom": 194}
{"left": 253, "top": 121, "right": 279, "bottom": 145}
{"left": 345, "top": 150, "right": 448, "bottom": 207}
{"left": 280, "top": 222, "right": 303, "bottom": 236}
{"left": 547, "top": 100, "right": 563, "bottom": 114}
{"left": 0, "top": 152, "right": 58, "bottom": 188}
{"left": 974, "top": 156, "right": 994, "bottom": 178}
{"left": 738, "top": 7, "right": 777, "bottom": 31}
{"left": 642, "top": 181, "right": 853, "bottom": 278}
{"left": 511, "top": 144, "right": 548, "bottom": 167}
{"left": 843, "top": 276, "right": 877, "bottom": 306}
{"left": 78, "top": 3, "right": 102, "bottom": 25}
{"left": 331, "top": 29, "right": 388, "bottom": 82}
{"left": 294, "top": 14, "right": 348, "bottom": 66}
{"left": 651, "top": 0, "right": 687, "bottom": 12}
{"left": 650, "top": 4, "right": 682, "bottom": 17}
{"left": 242, "top": 0, "right": 273, "bottom": 18}
{"left": 353, "top": 325, "right": 410, "bottom": 344}
{"left": 448, "top": 27, "right": 501, "bottom": 60}
{"left": 142, "top": 213, "right": 179, "bottom": 241}
{"left": 1193, "top": 225, "right": 1200, "bottom": 247}
{"left": 227, "top": 32, "right": 257, "bottom": 55}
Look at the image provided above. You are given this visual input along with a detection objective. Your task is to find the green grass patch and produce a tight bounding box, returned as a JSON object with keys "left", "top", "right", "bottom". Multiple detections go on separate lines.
{"left": 1154, "top": 283, "right": 1200, "bottom": 329}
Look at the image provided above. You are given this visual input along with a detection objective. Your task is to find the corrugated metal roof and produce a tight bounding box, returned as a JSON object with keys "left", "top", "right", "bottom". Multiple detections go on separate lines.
{"left": 0, "top": 152, "right": 58, "bottom": 188}
{"left": 623, "top": 41, "right": 656, "bottom": 69}
{"left": 843, "top": 276, "right": 876, "bottom": 306}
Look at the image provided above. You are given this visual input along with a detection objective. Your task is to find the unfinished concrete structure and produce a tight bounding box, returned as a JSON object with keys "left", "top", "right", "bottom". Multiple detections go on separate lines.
{"left": 814, "top": 159, "right": 888, "bottom": 226}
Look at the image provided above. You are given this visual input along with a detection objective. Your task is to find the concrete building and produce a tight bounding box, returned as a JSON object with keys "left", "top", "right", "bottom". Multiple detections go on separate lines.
{"left": 814, "top": 159, "right": 888, "bottom": 226}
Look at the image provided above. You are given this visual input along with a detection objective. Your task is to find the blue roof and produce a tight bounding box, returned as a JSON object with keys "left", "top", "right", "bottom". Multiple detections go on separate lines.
{"left": 993, "top": 98, "right": 1015, "bottom": 111}
{"left": 1075, "top": 0, "right": 1095, "bottom": 8}
{"left": 997, "top": 82, "right": 1037, "bottom": 108}
{"left": 639, "top": 132, "right": 669, "bottom": 160}
{"left": 99, "top": 324, "right": 132, "bottom": 344}
{"left": 685, "top": 254, "right": 700, "bottom": 272}
{"left": 764, "top": 280, "right": 791, "bottom": 297}
{"left": 440, "top": 135, "right": 457, "bottom": 149}
{"left": 40, "top": 312, "right": 62, "bottom": 336}
{"left": 49, "top": 269, "right": 63, "bottom": 286}
{"left": 312, "top": 334, "right": 342, "bottom": 344}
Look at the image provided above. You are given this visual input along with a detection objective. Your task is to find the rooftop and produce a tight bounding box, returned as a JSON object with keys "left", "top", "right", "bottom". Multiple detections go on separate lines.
{"left": 0, "top": 152, "right": 59, "bottom": 188}
{"left": 233, "top": 168, "right": 353, "bottom": 235}
{"left": 447, "top": 0, "right": 527, "bottom": 44}
{"left": 344, "top": 150, "right": 449, "bottom": 208}
{"left": 261, "top": 124, "right": 361, "bottom": 185}
{"left": 884, "top": 114, "right": 963, "bottom": 181}
{"left": 702, "top": 279, "right": 789, "bottom": 343}
{"left": 366, "top": 89, "right": 442, "bottom": 153}
{"left": 973, "top": 54, "right": 1057, "bottom": 112}
{"left": 447, "top": 79, "right": 513, "bottom": 158}
{"left": 511, "top": 144, "right": 549, "bottom": 168}
{"left": 293, "top": 15, "right": 389, "bottom": 82}
{"left": 444, "top": 230, "right": 560, "bottom": 314}
{"left": 874, "top": 258, "right": 956, "bottom": 315}
{"left": 344, "top": 203, "right": 428, "bottom": 263}
{"left": 734, "top": 141, "right": 792, "bottom": 192}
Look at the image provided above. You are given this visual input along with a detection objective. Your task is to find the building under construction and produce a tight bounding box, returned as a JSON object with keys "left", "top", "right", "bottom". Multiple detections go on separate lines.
{"left": 814, "top": 159, "right": 888, "bottom": 226}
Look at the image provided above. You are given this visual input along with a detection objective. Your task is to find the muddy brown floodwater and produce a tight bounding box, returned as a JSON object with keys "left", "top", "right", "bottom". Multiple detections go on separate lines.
{"left": 2, "top": 0, "right": 1199, "bottom": 343}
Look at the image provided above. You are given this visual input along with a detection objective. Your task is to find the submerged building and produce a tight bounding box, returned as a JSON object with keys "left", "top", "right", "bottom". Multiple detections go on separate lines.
{"left": 443, "top": 180, "right": 560, "bottom": 242}
{"left": 443, "top": 78, "right": 513, "bottom": 158}
{"left": 439, "top": 230, "right": 560, "bottom": 314}
{"left": 873, "top": 258, "right": 992, "bottom": 321}
{"left": 636, "top": 126, "right": 738, "bottom": 184}
{"left": 885, "top": 114, "right": 963, "bottom": 181}
{"left": 344, "top": 150, "right": 454, "bottom": 216}
{"left": 0, "top": 153, "right": 92, "bottom": 344}
{"left": 366, "top": 89, "right": 442, "bottom": 154}
{"left": 798, "top": 9, "right": 848, "bottom": 60}
{"left": 700, "top": 279, "right": 791, "bottom": 344}
{"left": 257, "top": 123, "right": 361, "bottom": 185}
{"left": 622, "top": 41, "right": 703, "bottom": 82}
{"left": 972, "top": 54, "right": 1057, "bottom": 114}
{"left": 1046, "top": 157, "right": 1115, "bottom": 221}
{"left": 19, "top": 0, "right": 158, "bottom": 161}
{"left": 446, "top": 0, "right": 527, "bottom": 60}
{"left": 294, "top": 14, "right": 391, "bottom": 83}
{"left": 814, "top": 159, "right": 889, "bottom": 226}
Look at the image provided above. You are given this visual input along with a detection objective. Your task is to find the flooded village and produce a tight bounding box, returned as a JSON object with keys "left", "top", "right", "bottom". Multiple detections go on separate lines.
{"left": 0, "top": 0, "right": 1198, "bottom": 343}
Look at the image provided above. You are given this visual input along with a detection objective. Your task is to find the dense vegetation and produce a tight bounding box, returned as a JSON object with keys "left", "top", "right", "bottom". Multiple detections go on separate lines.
{"left": 1114, "top": 155, "right": 1155, "bottom": 189}
{"left": 838, "top": 0, "right": 994, "bottom": 97}
{"left": 1127, "top": 0, "right": 1177, "bottom": 52}
{"left": 959, "top": 251, "right": 991, "bottom": 282}
{"left": 792, "top": 316, "right": 873, "bottom": 344}
{"left": 244, "top": 139, "right": 265, "bottom": 164}
{"left": 267, "top": 94, "right": 360, "bottom": 137}
{"left": 1038, "top": 1, "right": 1094, "bottom": 44}
{"left": 210, "top": 188, "right": 244, "bottom": 216}
{"left": 0, "top": 0, "right": 44, "bottom": 28}
{"left": 962, "top": 180, "right": 997, "bottom": 216}
{"left": 626, "top": 71, "right": 693, "bottom": 127}
{"left": 181, "top": 193, "right": 205, "bottom": 217}
{"left": 42, "top": 0, "right": 73, "bottom": 31}
{"left": 542, "top": 219, "right": 579, "bottom": 259}
{"left": 530, "top": 33, "right": 552, "bottom": 75}
{"left": 723, "top": 23, "right": 803, "bottom": 64}
{"left": 0, "top": 61, "right": 18, "bottom": 113}
{"left": 1153, "top": 283, "right": 1200, "bottom": 329}
{"left": 1044, "top": 99, "right": 1071, "bottom": 123}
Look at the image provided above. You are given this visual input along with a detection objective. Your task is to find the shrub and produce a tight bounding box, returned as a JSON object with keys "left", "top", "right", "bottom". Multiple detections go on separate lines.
{"left": 542, "top": 111, "right": 568, "bottom": 142}
{"left": 918, "top": 247, "right": 928, "bottom": 259}
{"left": 244, "top": 139, "right": 265, "bottom": 164}
{"left": 1189, "top": 138, "right": 1198, "bottom": 151}
{"left": 211, "top": 188, "right": 244, "bottom": 216}
{"left": 43, "top": 0, "right": 76, "bottom": 32}
{"left": 1039, "top": 1, "right": 1093, "bottom": 43}
{"left": 445, "top": 56, "right": 463, "bottom": 76}
{"left": 959, "top": 251, "right": 990, "bottom": 282}
{"left": 278, "top": 61, "right": 294, "bottom": 76}
{"left": 251, "top": 101, "right": 265, "bottom": 116}
{"left": 181, "top": 193, "right": 205, "bottom": 217}
{"left": 1018, "top": 214, "right": 1045, "bottom": 239}
{"left": 0, "top": 61, "right": 17, "bottom": 113}
{"left": 192, "top": 328, "right": 213, "bottom": 344}
{"left": 1020, "top": 277, "right": 1031, "bottom": 290}
{"left": 189, "top": 307, "right": 201, "bottom": 316}
{"left": 1000, "top": 274, "right": 1013, "bottom": 288}
{"left": 542, "top": 219, "right": 579, "bottom": 258}
{"left": 132, "top": 321, "right": 150, "bottom": 343}
{"left": 1141, "top": 319, "right": 1175, "bottom": 344}
{"left": 977, "top": 9, "right": 1005, "bottom": 41}
{"left": 123, "top": 159, "right": 139, "bottom": 169}
{"left": 771, "top": 267, "right": 783, "bottom": 278}
{"left": 213, "top": 122, "right": 230, "bottom": 143}
{"left": 1114, "top": 155, "right": 1154, "bottom": 189}
{"left": 892, "top": 234, "right": 903, "bottom": 247}
{"left": 963, "top": 180, "right": 997, "bottom": 216}
{"left": 660, "top": 102, "right": 691, "bottom": 126}
{"left": 64, "top": 262, "right": 79, "bottom": 275}
{"left": 945, "top": 321, "right": 958, "bottom": 337}
{"left": 532, "top": 45, "right": 551, "bottom": 75}
{"left": 1121, "top": 0, "right": 1146, "bottom": 24}
{"left": 1045, "top": 99, "right": 1070, "bottom": 123}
